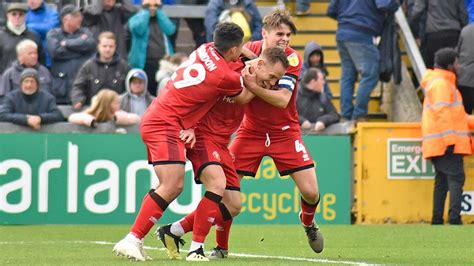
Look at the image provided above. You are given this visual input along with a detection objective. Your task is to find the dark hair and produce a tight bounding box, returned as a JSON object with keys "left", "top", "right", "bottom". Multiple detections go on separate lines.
{"left": 213, "top": 22, "right": 244, "bottom": 53}
{"left": 262, "top": 47, "right": 289, "bottom": 69}
{"left": 263, "top": 9, "right": 297, "bottom": 34}
{"left": 434, "top": 48, "right": 458, "bottom": 70}
{"left": 302, "top": 67, "right": 322, "bottom": 85}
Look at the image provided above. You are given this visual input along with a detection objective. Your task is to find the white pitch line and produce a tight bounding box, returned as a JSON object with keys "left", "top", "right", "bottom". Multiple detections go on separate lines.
{"left": 0, "top": 240, "right": 377, "bottom": 265}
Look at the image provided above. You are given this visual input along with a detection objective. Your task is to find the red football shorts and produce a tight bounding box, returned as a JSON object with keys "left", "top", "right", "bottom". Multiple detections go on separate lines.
{"left": 187, "top": 137, "right": 240, "bottom": 190}
{"left": 141, "top": 123, "right": 186, "bottom": 165}
{"left": 229, "top": 131, "right": 314, "bottom": 176}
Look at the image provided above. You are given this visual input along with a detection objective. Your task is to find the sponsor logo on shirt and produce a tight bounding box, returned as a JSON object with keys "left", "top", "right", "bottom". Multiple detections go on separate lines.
{"left": 287, "top": 52, "right": 299, "bottom": 67}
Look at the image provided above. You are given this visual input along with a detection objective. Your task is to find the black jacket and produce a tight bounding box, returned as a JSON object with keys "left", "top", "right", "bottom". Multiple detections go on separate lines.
{"left": 0, "top": 27, "right": 43, "bottom": 74}
{"left": 296, "top": 85, "right": 340, "bottom": 127}
{"left": 70, "top": 52, "right": 130, "bottom": 106}
{"left": 0, "top": 89, "right": 63, "bottom": 126}
{"left": 46, "top": 26, "right": 96, "bottom": 104}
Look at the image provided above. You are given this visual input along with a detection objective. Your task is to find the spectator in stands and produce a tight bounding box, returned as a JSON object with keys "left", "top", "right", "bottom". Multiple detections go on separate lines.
{"left": 466, "top": 0, "right": 474, "bottom": 24}
{"left": 297, "top": 67, "right": 340, "bottom": 133}
{"left": 120, "top": 69, "right": 155, "bottom": 116}
{"left": 155, "top": 52, "right": 187, "bottom": 95}
{"left": 420, "top": 48, "right": 474, "bottom": 225}
{"left": 166, "top": 0, "right": 208, "bottom": 50}
{"left": 411, "top": 0, "right": 467, "bottom": 68}
{"left": 205, "top": 0, "right": 262, "bottom": 42}
{"left": 295, "top": 0, "right": 310, "bottom": 16}
{"left": 70, "top": 31, "right": 130, "bottom": 110}
{"left": 405, "top": 0, "right": 427, "bottom": 52}
{"left": 47, "top": 4, "right": 96, "bottom": 104}
{"left": 0, "top": 3, "right": 43, "bottom": 78}
{"left": 126, "top": 0, "right": 176, "bottom": 96}
{"left": 1, "top": 40, "right": 52, "bottom": 104}
{"left": 69, "top": 88, "right": 140, "bottom": 127}
{"left": 302, "top": 41, "right": 332, "bottom": 98}
{"left": 327, "top": 0, "right": 399, "bottom": 122}
{"left": 26, "top": 0, "right": 60, "bottom": 67}
{"left": 457, "top": 24, "right": 474, "bottom": 114}
{"left": 0, "top": 68, "right": 63, "bottom": 130}
{"left": 83, "top": 0, "right": 137, "bottom": 60}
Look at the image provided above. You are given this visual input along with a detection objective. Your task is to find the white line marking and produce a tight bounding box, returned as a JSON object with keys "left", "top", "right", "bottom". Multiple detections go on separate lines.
{"left": 0, "top": 240, "right": 377, "bottom": 265}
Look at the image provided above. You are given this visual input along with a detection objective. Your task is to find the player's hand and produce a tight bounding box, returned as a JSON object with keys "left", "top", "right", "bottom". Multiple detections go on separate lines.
{"left": 241, "top": 65, "right": 258, "bottom": 91}
{"left": 180, "top": 128, "right": 196, "bottom": 148}
{"left": 241, "top": 47, "right": 258, "bottom": 60}
{"left": 313, "top": 121, "right": 326, "bottom": 132}
{"left": 301, "top": 120, "right": 311, "bottom": 129}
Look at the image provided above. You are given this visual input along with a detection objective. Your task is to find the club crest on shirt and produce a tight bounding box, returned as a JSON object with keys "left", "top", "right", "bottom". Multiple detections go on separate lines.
{"left": 287, "top": 52, "right": 299, "bottom": 67}
{"left": 212, "top": 151, "right": 221, "bottom": 161}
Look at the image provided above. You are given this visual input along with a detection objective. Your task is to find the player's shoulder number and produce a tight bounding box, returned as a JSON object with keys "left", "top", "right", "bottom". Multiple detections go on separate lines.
{"left": 172, "top": 51, "right": 207, "bottom": 89}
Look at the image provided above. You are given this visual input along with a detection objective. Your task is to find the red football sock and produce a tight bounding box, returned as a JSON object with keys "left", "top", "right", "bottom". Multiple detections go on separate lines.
{"left": 130, "top": 190, "right": 169, "bottom": 239}
{"left": 179, "top": 210, "right": 196, "bottom": 233}
{"left": 215, "top": 203, "right": 233, "bottom": 250}
{"left": 300, "top": 197, "right": 319, "bottom": 227}
{"left": 192, "top": 191, "right": 222, "bottom": 243}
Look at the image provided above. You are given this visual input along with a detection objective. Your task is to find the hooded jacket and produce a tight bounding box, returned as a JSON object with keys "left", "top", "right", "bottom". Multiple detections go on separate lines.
{"left": 119, "top": 69, "right": 155, "bottom": 116}
{"left": 302, "top": 41, "right": 332, "bottom": 98}
{"left": 70, "top": 52, "right": 130, "bottom": 106}
{"left": 421, "top": 68, "right": 474, "bottom": 159}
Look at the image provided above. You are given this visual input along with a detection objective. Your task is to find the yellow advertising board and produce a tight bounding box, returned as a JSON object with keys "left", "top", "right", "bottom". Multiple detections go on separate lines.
{"left": 355, "top": 123, "right": 474, "bottom": 224}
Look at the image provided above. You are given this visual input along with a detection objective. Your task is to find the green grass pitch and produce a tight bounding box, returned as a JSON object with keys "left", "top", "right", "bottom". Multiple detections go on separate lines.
{"left": 1, "top": 224, "right": 473, "bottom": 265}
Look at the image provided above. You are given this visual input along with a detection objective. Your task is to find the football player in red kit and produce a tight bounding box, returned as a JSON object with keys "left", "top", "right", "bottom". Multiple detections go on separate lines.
{"left": 212, "top": 10, "right": 324, "bottom": 258}
{"left": 156, "top": 48, "right": 289, "bottom": 261}
{"left": 112, "top": 22, "right": 262, "bottom": 262}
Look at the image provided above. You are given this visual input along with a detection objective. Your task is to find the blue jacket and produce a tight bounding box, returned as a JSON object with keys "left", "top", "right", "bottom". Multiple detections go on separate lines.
{"left": 26, "top": 3, "right": 60, "bottom": 67}
{"left": 127, "top": 9, "right": 176, "bottom": 69}
{"left": 327, "top": 0, "right": 399, "bottom": 41}
{"left": 205, "top": 0, "right": 262, "bottom": 42}
{"left": 466, "top": 0, "right": 474, "bottom": 23}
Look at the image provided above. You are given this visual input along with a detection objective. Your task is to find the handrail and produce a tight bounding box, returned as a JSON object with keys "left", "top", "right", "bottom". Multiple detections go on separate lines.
{"left": 395, "top": 8, "right": 426, "bottom": 82}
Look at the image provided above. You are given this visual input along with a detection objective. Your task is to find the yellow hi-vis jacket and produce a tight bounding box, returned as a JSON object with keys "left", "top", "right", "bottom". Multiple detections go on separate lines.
{"left": 421, "top": 68, "right": 474, "bottom": 159}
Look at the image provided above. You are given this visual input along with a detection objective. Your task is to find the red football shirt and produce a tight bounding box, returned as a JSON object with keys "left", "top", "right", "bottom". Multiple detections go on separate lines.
{"left": 240, "top": 40, "right": 302, "bottom": 135}
{"left": 195, "top": 60, "right": 245, "bottom": 145}
{"left": 143, "top": 43, "right": 243, "bottom": 129}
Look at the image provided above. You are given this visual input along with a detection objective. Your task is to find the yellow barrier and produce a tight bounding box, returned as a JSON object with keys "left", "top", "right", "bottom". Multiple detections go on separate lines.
{"left": 355, "top": 123, "right": 474, "bottom": 224}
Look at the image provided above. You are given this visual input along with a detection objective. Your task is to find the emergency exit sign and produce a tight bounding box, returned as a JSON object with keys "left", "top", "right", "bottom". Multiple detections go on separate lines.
{"left": 387, "top": 138, "right": 435, "bottom": 179}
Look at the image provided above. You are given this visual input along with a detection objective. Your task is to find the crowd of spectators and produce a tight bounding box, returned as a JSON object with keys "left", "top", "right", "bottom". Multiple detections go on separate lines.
{"left": 1, "top": 0, "right": 472, "bottom": 132}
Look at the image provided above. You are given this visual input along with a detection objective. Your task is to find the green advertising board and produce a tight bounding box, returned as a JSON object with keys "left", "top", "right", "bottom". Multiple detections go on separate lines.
{"left": 0, "top": 134, "right": 351, "bottom": 224}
